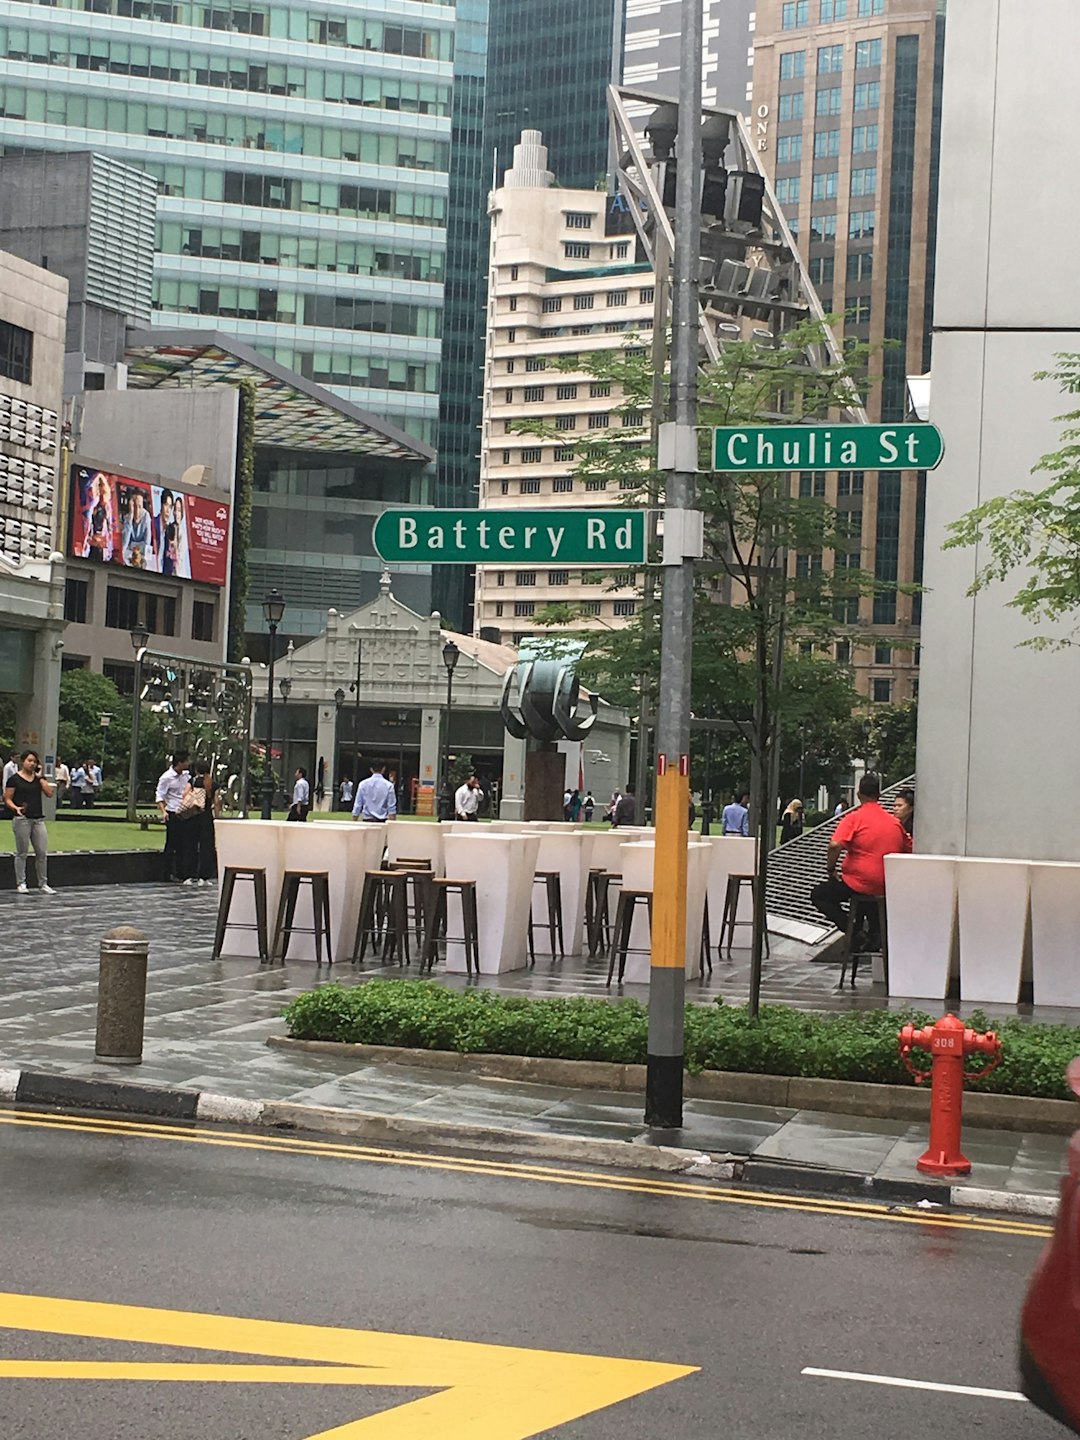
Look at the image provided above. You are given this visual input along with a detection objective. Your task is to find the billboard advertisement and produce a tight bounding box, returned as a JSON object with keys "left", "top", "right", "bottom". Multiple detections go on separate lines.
{"left": 70, "top": 466, "right": 230, "bottom": 587}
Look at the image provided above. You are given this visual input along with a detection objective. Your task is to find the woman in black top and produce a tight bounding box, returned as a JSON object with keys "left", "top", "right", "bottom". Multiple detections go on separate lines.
{"left": 779, "top": 799, "right": 804, "bottom": 845}
{"left": 178, "top": 761, "right": 220, "bottom": 886}
{"left": 4, "top": 750, "right": 55, "bottom": 894}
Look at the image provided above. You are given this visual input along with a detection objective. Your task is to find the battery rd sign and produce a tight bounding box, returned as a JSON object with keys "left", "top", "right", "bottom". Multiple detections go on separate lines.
{"left": 711, "top": 423, "right": 944, "bottom": 473}
{"left": 373, "top": 508, "right": 648, "bottom": 566}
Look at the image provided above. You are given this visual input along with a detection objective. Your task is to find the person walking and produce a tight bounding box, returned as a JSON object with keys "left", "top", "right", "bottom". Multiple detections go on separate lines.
{"left": 156, "top": 750, "right": 191, "bottom": 881}
{"left": 4, "top": 750, "right": 55, "bottom": 894}
{"left": 780, "top": 799, "right": 805, "bottom": 845}
{"left": 454, "top": 774, "right": 483, "bottom": 820}
{"left": 54, "top": 759, "right": 70, "bottom": 809}
{"left": 287, "top": 767, "right": 311, "bottom": 821}
{"left": 352, "top": 761, "right": 397, "bottom": 822}
{"left": 567, "top": 789, "right": 583, "bottom": 823}
{"left": 338, "top": 776, "right": 354, "bottom": 812}
{"left": 613, "top": 787, "right": 637, "bottom": 827}
{"left": 583, "top": 790, "right": 595, "bottom": 822}
{"left": 721, "top": 792, "right": 750, "bottom": 836}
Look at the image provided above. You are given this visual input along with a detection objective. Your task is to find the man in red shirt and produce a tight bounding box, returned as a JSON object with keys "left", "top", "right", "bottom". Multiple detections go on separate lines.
{"left": 811, "top": 772, "right": 910, "bottom": 940}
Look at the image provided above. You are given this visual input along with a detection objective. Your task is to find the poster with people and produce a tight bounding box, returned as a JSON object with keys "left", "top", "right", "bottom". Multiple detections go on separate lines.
{"left": 70, "top": 468, "right": 229, "bottom": 586}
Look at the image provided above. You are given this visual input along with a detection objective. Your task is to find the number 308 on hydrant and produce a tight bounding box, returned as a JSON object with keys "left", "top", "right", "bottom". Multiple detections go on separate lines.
{"left": 897, "top": 1014, "right": 1002, "bottom": 1177}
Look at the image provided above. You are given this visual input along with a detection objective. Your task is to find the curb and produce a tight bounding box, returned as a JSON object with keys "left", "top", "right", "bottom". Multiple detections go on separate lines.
{"left": 1, "top": 1068, "right": 1059, "bottom": 1219}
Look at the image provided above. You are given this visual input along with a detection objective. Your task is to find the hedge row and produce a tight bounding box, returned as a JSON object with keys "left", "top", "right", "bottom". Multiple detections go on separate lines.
{"left": 282, "top": 981, "right": 1080, "bottom": 1102}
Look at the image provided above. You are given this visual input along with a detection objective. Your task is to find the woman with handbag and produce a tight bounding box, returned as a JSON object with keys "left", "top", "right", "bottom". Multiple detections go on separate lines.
{"left": 176, "top": 762, "right": 212, "bottom": 886}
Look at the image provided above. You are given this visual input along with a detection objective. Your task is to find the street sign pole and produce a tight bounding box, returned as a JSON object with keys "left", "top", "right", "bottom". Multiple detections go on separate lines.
{"left": 646, "top": 0, "right": 701, "bottom": 1130}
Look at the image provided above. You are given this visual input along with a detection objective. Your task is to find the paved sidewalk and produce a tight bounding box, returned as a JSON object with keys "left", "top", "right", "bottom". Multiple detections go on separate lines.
{"left": 0, "top": 883, "right": 1072, "bottom": 1209}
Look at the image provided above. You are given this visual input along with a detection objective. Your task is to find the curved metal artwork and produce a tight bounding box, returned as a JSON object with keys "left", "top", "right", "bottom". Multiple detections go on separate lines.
{"left": 500, "top": 642, "right": 599, "bottom": 744}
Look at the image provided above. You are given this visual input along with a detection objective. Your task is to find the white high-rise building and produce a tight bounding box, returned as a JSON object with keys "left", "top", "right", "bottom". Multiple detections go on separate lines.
{"left": 624, "top": 0, "right": 757, "bottom": 113}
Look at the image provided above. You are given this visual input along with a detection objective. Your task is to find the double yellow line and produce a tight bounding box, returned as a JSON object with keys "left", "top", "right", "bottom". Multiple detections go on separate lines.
{"left": 0, "top": 1106, "right": 1053, "bottom": 1240}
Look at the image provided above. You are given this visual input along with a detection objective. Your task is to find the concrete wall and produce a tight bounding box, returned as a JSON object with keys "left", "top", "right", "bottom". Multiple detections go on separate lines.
{"left": 916, "top": 0, "right": 1080, "bottom": 862}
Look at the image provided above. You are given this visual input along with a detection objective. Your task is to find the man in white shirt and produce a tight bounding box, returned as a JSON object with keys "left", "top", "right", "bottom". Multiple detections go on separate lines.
{"left": 339, "top": 777, "right": 354, "bottom": 811}
{"left": 54, "top": 759, "right": 70, "bottom": 809}
{"left": 455, "top": 774, "right": 483, "bottom": 820}
{"left": 2, "top": 753, "right": 18, "bottom": 792}
{"left": 353, "top": 762, "right": 397, "bottom": 822}
{"left": 156, "top": 749, "right": 191, "bottom": 881}
{"left": 288, "top": 767, "right": 311, "bottom": 822}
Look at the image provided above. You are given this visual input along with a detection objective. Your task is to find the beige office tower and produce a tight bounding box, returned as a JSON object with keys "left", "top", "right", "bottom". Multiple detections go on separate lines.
{"left": 475, "top": 131, "right": 652, "bottom": 644}
{"left": 753, "top": 0, "right": 944, "bottom": 703}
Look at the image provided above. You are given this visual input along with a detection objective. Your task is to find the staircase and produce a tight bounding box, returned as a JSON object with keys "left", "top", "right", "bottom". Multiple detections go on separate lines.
{"left": 765, "top": 776, "right": 915, "bottom": 943}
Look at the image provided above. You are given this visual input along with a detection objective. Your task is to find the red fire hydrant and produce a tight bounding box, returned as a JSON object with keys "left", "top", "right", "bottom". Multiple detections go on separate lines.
{"left": 897, "top": 1013, "right": 1002, "bottom": 1176}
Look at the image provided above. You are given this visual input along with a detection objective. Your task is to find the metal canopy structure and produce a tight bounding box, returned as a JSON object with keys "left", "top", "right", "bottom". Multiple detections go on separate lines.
{"left": 123, "top": 329, "right": 435, "bottom": 462}
{"left": 607, "top": 84, "right": 866, "bottom": 422}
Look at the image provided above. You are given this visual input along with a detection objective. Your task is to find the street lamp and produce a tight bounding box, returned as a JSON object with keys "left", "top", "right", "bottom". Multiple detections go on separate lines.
{"left": 279, "top": 678, "right": 292, "bottom": 702}
{"left": 126, "top": 623, "right": 151, "bottom": 821}
{"left": 261, "top": 589, "right": 286, "bottom": 820}
{"left": 348, "top": 637, "right": 362, "bottom": 789}
{"left": 99, "top": 712, "right": 112, "bottom": 792}
{"left": 441, "top": 639, "right": 460, "bottom": 806}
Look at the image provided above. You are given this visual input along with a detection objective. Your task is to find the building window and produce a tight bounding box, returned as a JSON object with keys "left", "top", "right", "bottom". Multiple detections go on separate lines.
{"left": 851, "top": 166, "right": 877, "bottom": 196}
{"left": 874, "top": 643, "right": 892, "bottom": 665}
{"left": 102, "top": 661, "right": 135, "bottom": 697}
{"left": 191, "top": 599, "right": 215, "bottom": 642}
{"left": 838, "top": 470, "right": 865, "bottom": 496}
{"left": 514, "top": 601, "right": 536, "bottom": 617}
{"left": 846, "top": 295, "right": 872, "bottom": 324}
{"left": 814, "top": 129, "right": 841, "bottom": 158}
{"left": 506, "top": 360, "right": 515, "bottom": 374}
{"left": 579, "top": 600, "right": 601, "bottom": 617}
{"left": 778, "top": 92, "right": 805, "bottom": 121}
{"left": 508, "top": 296, "right": 518, "bottom": 312}
{"left": 144, "top": 594, "right": 176, "bottom": 637}
{"left": 553, "top": 477, "right": 574, "bottom": 493}
{"left": 849, "top": 211, "right": 876, "bottom": 239}
{"left": 542, "top": 297, "right": 563, "bottom": 313}
{"left": 817, "top": 43, "right": 844, "bottom": 73}
{"left": 565, "top": 212, "right": 593, "bottom": 230}
{"left": 525, "top": 357, "right": 547, "bottom": 372}
{"left": 519, "top": 478, "right": 541, "bottom": 494}
{"left": 0, "top": 320, "right": 33, "bottom": 386}
{"left": 548, "top": 570, "right": 569, "bottom": 586}
{"left": 507, "top": 329, "right": 517, "bottom": 343}
{"left": 776, "top": 176, "right": 801, "bottom": 204}
{"left": 847, "top": 251, "right": 873, "bottom": 282}
{"left": 612, "top": 242, "right": 630, "bottom": 259}
{"left": 779, "top": 50, "right": 806, "bottom": 80}
{"left": 516, "top": 571, "right": 537, "bottom": 586}
{"left": 852, "top": 123, "right": 879, "bottom": 154}
{"left": 556, "top": 383, "right": 577, "bottom": 401}
{"left": 104, "top": 585, "right": 140, "bottom": 631}
{"left": 622, "top": 410, "right": 644, "bottom": 427}
{"left": 835, "top": 639, "right": 851, "bottom": 663}
{"left": 811, "top": 172, "right": 838, "bottom": 201}
{"left": 504, "top": 389, "right": 514, "bottom": 403}
{"left": 63, "top": 577, "right": 88, "bottom": 624}
{"left": 854, "top": 81, "right": 881, "bottom": 110}
{"left": 798, "top": 471, "right": 827, "bottom": 498}
{"left": 776, "top": 134, "right": 803, "bottom": 163}
{"left": 554, "top": 447, "right": 575, "bottom": 462}
{"left": 612, "top": 600, "right": 637, "bottom": 617}
{"left": 564, "top": 242, "right": 591, "bottom": 259}
{"left": 821, "top": 0, "right": 847, "bottom": 16}
{"left": 495, "top": 602, "right": 504, "bottom": 617}
{"left": 608, "top": 290, "right": 628, "bottom": 307}
{"left": 502, "top": 450, "right": 512, "bottom": 464}
{"left": 782, "top": 0, "right": 810, "bottom": 27}
{"left": 585, "top": 478, "right": 608, "bottom": 491}
{"left": 589, "top": 382, "right": 611, "bottom": 397}
{"left": 639, "top": 286, "right": 655, "bottom": 304}
{"left": 573, "top": 294, "right": 595, "bottom": 311}
{"left": 858, "top": 0, "right": 884, "bottom": 14}
{"left": 521, "top": 447, "right": 543, "bottom": 463}
{"left": 588, "top": 413, "right": 610, "bottom": 429}
{"left": 810, "top": 214, "right": 838, "bottom": 240}
{"left": 500, "top": 480, "right": 510, "bottom": 494}
{"left": 555, "top": 415, "right": 576, "bottom": 431}
{"left": 873, "top": 678, "right": 892, "bottom": 703}
{"left": 495, "top": 571, "right": 505, "bottom": 586}
{"left": 523, "top": 386, "right": 545, "bottom": 403}
{"left": 809, "top": 255, "right": 835, "bottom": 285}
{"left": 816, "top": 86, "right": 842, "bottom": 116}
{"left": 855, "top": 38, "right": 883, "bottom": 68}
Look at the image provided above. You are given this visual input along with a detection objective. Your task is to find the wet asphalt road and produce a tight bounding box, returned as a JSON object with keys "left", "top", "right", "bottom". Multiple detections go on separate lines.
{"left": 0, "top": 1108, "right": 1067, "bottom": 1440}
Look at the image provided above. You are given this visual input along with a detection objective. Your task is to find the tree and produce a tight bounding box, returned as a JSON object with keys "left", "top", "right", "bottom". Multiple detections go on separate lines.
{"left": 945, "top": 354, "right": 1080, "bottom": 648}
{"left": 863, "top": 700, "right": 917, "bottom": 785}
{"left": 58, "top": 669, "right": 166, "bottom": 802}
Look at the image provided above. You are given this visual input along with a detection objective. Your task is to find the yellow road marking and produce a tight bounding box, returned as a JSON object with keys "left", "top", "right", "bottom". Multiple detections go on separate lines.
{"left": 0, "top": 1106, "right": 1054, "bottom": 1240}
{"left": 0, "top": 1292, "right": 695, "bottom": 1440}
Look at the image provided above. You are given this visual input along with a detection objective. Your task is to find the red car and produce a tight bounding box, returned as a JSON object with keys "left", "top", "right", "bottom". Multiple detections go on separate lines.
{"left": 1020, "top": 1059, "right": 1080, "bottom": 1430}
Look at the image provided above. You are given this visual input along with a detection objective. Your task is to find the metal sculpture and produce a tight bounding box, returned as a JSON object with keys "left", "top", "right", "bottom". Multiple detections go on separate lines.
{"left": 500, "top": 641, "right": 598, "bottom": 744}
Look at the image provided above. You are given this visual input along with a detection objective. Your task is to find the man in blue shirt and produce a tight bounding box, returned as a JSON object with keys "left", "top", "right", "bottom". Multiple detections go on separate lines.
{"left": 721, "top": 792, "right": 750, "bottom": 837}
{"left": 353, "top": 762, "right": 397, "bottom": 822}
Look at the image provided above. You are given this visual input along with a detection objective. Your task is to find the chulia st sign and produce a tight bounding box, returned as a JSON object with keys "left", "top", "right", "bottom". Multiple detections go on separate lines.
{"left": 711, "top": 423, "right": 944, "bottom": 473}
{"left": 373, "top": 508, "right": 648, "bottom": 566}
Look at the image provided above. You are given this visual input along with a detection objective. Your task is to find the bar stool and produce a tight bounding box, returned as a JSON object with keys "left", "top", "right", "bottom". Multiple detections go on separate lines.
{"left": 840, "top": 894, "right": 889, "bottom": 988}
{"left": 386, "top": 859, "right": 434, "bottom": 946}
{"left": 271, "top": 869, "right": 332, "bottom": 965}
{"left": 699, "top": 895, "right": 713, "bottom": 978}
{"left": 212, "top": 866, "right": 269, "bottom": 961}
{"left": 353, "top": 870, "right": 411, "bottom": 966}
{"left": 721, "top": 874, "right": 770, "bottom": 958}
{"left": 586, "top": 869, "right": 620, "bottom": 956}
{"left": 527, "top": 871, "right": 565, "bottom": 963}
{"left": 607, "top": 889, "right": 652, "bottom": 985}
{"left": 422, "top": 879, "right": 480, "bottom": 975}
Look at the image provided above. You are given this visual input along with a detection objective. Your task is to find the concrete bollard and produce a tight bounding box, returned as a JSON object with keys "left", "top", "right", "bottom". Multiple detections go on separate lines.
{"left": 95, "top": 926, "right": 149, "bottom": 1066}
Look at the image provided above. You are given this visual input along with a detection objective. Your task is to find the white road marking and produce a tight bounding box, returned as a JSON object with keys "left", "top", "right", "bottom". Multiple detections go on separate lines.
{"left": 802, "top": 1367, "right": 1028, "bottom": 1402}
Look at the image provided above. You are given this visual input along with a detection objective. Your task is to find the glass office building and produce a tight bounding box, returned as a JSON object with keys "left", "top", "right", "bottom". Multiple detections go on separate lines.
{"left": 0, "top": 0, "right": 454, "bottom": 448}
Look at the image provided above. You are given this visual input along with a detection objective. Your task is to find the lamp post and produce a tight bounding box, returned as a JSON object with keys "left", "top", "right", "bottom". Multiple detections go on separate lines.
{"left": 349, "top": 638, "right": 362, "bottom": 788}
{"left": 441, "top": 639, "right": 459, "bottom": 810}
{"left": 99, "top": 713, "right": 112, "bottom": 794}
{"left": 261, "top": 589, "right": 286, "bottom": 820}
{"left": 126, "top": 622, "right": 151, "bottom": 822}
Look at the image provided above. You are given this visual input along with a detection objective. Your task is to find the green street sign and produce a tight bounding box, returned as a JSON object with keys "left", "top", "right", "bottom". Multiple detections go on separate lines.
{"left": 373, "top": 508, "right": 648, "bottom": 566}
{"left": 711, "top": 423, "right": 944, "bottom": 473}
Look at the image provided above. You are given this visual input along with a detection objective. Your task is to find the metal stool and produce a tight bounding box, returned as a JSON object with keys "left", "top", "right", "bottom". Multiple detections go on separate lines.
{"left": 699, "top": 895, "right": 713, "bottom": 978}
{"left": 353, "top": 870, "right": 412, "bottom": 965}
{"left": 607, "top": 889, "right": 652, "bottom": 985}
{"left": 840, "top": 894, "right": 888, "bottom": 988}
{"left": 586, "top": 869, "right": 620, "bottom": 956}
{"left": 721, "top": 873, "right": 770, "bottom": 958}
{"left": 212, "top": 866, "right": 269, "bottom": 961}
{"left": 527, "top": 870, "right": 565, "bottom": 962}
{"left": 272, "top": 869, "right": 332, "bottom": 965}
{"left": 386, "top": 859, "right": 434, "bottom": 946}
{"left": 422, "top": 879, "right": 480, "bottom": 974}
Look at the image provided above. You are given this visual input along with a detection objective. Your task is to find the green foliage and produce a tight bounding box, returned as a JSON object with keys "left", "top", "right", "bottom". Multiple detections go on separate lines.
{"left": 57, "top": 669, "right": 166, "bottom": 796}
{"left": 945, "top": 354, "right": 1080, "bottom": 647}
{"left": 862, "top": 700, "right": 918, "bottom": 784}
{"left": 448, "top": 751, "right": 475, "bottom": 786}
{"left": 227, "top": 379, "right": 256, "bottom": 663}
{"left": 284, "top": 981, "right": 1080, "bottom": 1100}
